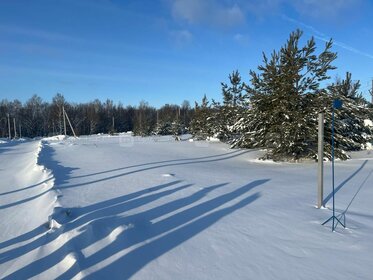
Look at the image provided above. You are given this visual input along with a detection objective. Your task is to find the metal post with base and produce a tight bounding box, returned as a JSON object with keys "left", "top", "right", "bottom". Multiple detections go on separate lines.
{"left": 322, "top": 99, "right": 345, "bottom": 231}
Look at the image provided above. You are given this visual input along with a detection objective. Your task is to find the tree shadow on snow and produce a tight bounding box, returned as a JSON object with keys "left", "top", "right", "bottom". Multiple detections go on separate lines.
{"left": 71, "top": 149, "right": 248, "bottom": 180}
{"left": 0, "top": 177, "right": 54, "bottom": 196}
{"left": 1, "top": 179, "right": 269, "bottom": 279}
{"left": 0, "top": 180, "right": 188, "bottom": 271}
{"left": 60, "top": 150, "right": 250, "bottom": 190}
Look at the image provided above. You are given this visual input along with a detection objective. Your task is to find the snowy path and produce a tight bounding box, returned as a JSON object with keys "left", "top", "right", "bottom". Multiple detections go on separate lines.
{"left": 1, "top": 136, "right": 373, "bottom": 279}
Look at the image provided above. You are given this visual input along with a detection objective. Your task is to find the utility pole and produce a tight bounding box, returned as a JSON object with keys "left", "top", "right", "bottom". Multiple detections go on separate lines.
{"left": 13, "top": 118, "right": 17, "bottom": 138}
{"left": 19, "top": 123, "right": 22, "bottom": 139}
{"left": 63, "top": 107, "right": 77, "bottom": 138}
{"left": 62, "top": 106, "right": 67, "bottom": 136}
{"left": 112, "top": 116, "right": 115, "bottom": 131}
{"left": 7, "top": 113, "right": 11, "bottom": 140}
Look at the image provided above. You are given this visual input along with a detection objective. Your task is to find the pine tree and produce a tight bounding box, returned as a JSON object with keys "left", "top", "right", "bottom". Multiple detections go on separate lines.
{"left": 214, "top": 70, "right": 246, "bottom": 142}
{"left": 323, "top": 72, "right": 373, "bottom": 159}
{"left": 133, "top": 101, "right": 156, "bottom": 136}
{"left": 233, "top": 29, "right": 337, "bottom": 161}
{"left": 190, "top": 95, "right": 214, "bottom": 139}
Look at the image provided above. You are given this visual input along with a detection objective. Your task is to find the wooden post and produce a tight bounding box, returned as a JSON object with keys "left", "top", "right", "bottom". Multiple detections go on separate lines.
{"left": 317, "top": 113, "right": 324, "bottom": 208}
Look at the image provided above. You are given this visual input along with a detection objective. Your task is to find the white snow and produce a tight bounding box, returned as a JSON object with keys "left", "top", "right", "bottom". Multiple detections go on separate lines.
{"left": 364, "top": 119, "right": 373, "bottom": 127}
{"left": 0, "top": 135, "right": 373, "bottom": 279}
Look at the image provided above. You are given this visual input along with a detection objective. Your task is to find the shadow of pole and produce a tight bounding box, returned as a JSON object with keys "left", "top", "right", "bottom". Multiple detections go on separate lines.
{"left": 323, "top": 160, "right": 368, "bottom": 205}
{"left": 337, "top": 169, "right": 373, "bottom": 223}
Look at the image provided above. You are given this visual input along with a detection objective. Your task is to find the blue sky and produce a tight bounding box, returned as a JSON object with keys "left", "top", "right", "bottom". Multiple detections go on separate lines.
{"left": 0, "top": 0, "right": 372, "bottom": 107}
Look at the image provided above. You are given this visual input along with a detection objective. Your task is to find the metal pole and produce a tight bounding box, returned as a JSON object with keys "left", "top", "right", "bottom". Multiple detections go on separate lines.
{"left": 317, "top": 113, "right": 324, "bottom": 208}
{"left": 7, "top": 113, "right": 11, "bottom": 139}
{"left": 322, "top": 99, "right": 345, "bottom": 231}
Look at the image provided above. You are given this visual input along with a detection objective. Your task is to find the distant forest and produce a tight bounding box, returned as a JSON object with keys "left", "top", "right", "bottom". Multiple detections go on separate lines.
{"left": 0, "top": 94, "right": 194, "bottom": 138}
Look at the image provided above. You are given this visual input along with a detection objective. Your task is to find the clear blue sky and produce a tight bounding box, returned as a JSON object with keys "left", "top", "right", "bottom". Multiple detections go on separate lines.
{"left": 0, "top": 0, "right": 372, "bottom": 107}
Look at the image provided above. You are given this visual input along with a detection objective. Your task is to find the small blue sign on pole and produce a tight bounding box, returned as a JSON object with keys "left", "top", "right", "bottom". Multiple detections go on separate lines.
{"left": 333, "top": 99, "right": 343, "bottom": 109}
{"left": 322, "top": 99, "right": 346, "bottom": 231}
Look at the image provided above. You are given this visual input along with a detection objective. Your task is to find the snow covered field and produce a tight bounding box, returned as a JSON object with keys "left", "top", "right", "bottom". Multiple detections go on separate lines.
{"left": 0, "top": 135, "right": 372, "bottom": 279}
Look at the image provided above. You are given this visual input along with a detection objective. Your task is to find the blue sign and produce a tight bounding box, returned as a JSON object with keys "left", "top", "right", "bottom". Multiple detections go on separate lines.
{"left": 333, "top": 99, "right": 343, "bottom": 109}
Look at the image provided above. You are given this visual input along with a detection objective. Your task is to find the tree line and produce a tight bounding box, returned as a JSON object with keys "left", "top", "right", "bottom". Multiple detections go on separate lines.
{"left": 0, "top": 94, "right": 193, "bottom": 138}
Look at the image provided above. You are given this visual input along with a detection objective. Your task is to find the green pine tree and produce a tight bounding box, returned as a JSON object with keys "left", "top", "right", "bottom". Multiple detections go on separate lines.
{"left": 234, "top": 29, "right": 337, "bottom": 161}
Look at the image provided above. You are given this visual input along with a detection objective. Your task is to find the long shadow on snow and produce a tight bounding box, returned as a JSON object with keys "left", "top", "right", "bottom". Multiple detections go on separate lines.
{"left": 0, "top": 177, "right": 54, "bottom": 196}
{"left": 323, "top": 160, "right": 368, "bottom": 205}
{"left": 0, "top": 180, "right": 183, "bottom": 266}
{"left": 0, "top": 180, "right": 197, "bottom": 277}
{"left": 64, "top": 179, "right": 268, "bottom": 280}
{"left": 337, "top": 169, "right": 373, "bottom": 223}
{"left": 3, "top": 179, "right": 269, "bottom": 280}
{"left": 60, "top": 150, "right": 250, "bottom": 190}
{"left": 71, "top": 149, "right": 248, "bottom": 180}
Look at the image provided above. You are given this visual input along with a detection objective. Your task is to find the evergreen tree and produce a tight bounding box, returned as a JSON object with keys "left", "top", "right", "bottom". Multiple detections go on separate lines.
{"left": 213, "top": 70, "right": 246, "bottom": 142}
{"left": 323, "top": 72, "right": 373, "bottom": 159}
{"left": 233, "top": 29, "right": 337, "bottom": 161}
{"left": 190, "top": 95, "right": 214, "bottom": 139}
{"left": 133, "top": 101, "right": 156, "bottom": 136}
